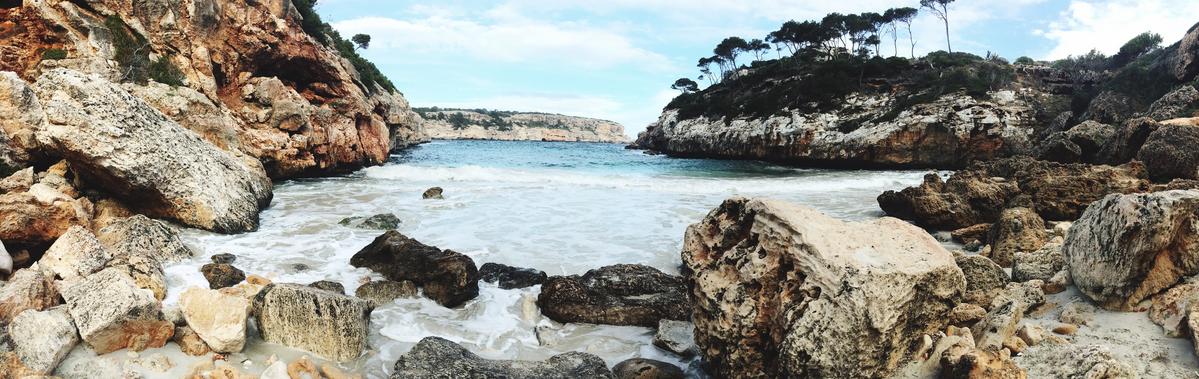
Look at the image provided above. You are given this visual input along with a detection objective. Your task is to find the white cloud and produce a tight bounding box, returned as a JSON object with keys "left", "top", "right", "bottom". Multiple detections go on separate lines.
{"left": 1039, "top": 0, "right": 1199, "bottom": 60}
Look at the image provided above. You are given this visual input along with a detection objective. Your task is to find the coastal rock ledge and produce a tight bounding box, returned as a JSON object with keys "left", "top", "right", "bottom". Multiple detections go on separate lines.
{"left": 683, "top": 197, "right": 965, "bottom": 378}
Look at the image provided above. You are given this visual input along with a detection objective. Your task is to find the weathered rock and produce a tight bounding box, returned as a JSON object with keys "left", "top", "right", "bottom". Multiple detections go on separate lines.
{"left": 683, "top": 198, "right": 964, "bottom": 378}
{"left": 940, "top": 342, "right": 1027, "bottom": 379}
{"left": 957, "top": 255, "right": 1009, "bottom": 306}
{"left": 30, "top": 69, "right": 273, "bottom": 233}
{"left": 1084, "top": 90, "right": 1140, "bottom": 125}
{"left": 201, "top": 263, "right": 245, "bottom": 289}
{"left": 653, "top": 319, "right": 697, "bottom": 357}
{"left": 1174, "top": 23, "right": 1199, "bottom": 82}
{"left": 1036, "top": 121, "right": 1116, "bottom": 163}
{"left": 1138, "top": 123, "right": 1199, "bottom": 182}
{"left": 879, "top": 157, "right": 1150, "bottom": 230}
{"left": 479, "top": 262, "right": 548, "bottom": 289}
{"left": 0, "top": 239, "right": 9, "bottom": 277}
{"left": 350, "top": 231, "right": 479, "bottom": 307}
{"left": 0, "top": 183, "right": 93, "bottom": 248}
{"left": 391, "top": 336, "right": 614, "bottom": 378}
{"left": 339, "top": 213, "right": 401, "bottom": 230}
{"left": 39, "top": 225, "right": 111, "bottom": 281}
{"left": 0, "top": 72, "right": 41, "bottom": 167}
{"left": 354, "top": 280, "right": 418, "bottom": 306}
{"left": 422, "top": 187, "right": 444, "bottom": 200}
{"left": 972, "top": 296, "right": 1026, "bottom": 353}
{"left": 0, "top": 268, "right": 59, "bottom": 323}
{"left": 952, "top": 224, "right": 992, "bottom": 245}
{"left": 537, "top": 264, "right": 688, "bottom": 327}
{"left": 1002, "top": 281, "right": 1047, "bottom": 311}
{"left": 97, "top": 215, "right": 194, "bottom": 265}
{"left": 612, "top": 358, "right": 684, "bottom": 379}
{"left": 1149, "top": 280, "right": 1199, "bottom": 337}
{"left": 172, "top": 326, "right": 211, "bottom": 357}
{"left": 251, "top": 283, "right": 374, "bottom": 361}
{"left": 61, "top": 268, "right": 173, "bottom": 354}
{"left": 1015, "top": 344, "right": 1136, "bottom": 379}
{"left": 1016, "top": 324, "right": 1044, "bottom": 346}
{"left": 423, "top": 109, "right": 630, "bottom": 143}
{"left": 1096, "top": 117, "right": 1160, "bottom": 165}
{"left": 1012, "top": 243, "right": 1064, "bottom": 282}
{"left": 210, "top": 253, "right": 236, "bottom": 264}
{"left": 180, "top": 287, "right": 248, "bottom": 353}
{"left": 308, "top": 280, "right": 345, "bottom": 295}
{"left": 949, "top": 303, "right": 988, "bottom": 327}
{"left": 1146, "top": 85, "right": 1199, "bottom": 120}
{"left": 985, "top": 208, "right": 1047, "bottom": 267}
{"left": 1063, "top": 190, "right": 1199, "bottom": 310}
{"left": 7, "top": 306, "right": 78, "bottom": 375}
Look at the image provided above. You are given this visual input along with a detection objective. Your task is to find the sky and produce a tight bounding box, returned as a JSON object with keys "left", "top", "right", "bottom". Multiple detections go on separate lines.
{"left": 322, "top": 0, "right": 1199, "bottom": 137}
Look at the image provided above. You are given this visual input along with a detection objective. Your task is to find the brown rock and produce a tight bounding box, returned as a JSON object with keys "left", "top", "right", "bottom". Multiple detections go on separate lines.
{"left": 1149, "top": 280, "right": 1199, "bottom": 337}
{"left": 952, "top": 224, "right": 992, "bottom": 244}
{"left": 949, "top": 303, "right": 987, "bottom": 326}
{"left": 201, "top": 263, "right": 246, "bottom": 289}
{"left": 61, "top": 268, "right": 173, "bottom": 354}
{"left": 939, "top": 345, "right": 1027, "bottom": 379}
{"left": 172, "top": 326, "right": 211, "bottom": 356}
{"left": 0, "top": 268, "right": 60, "bottom": 324}
{"left": 612, "top": 358, "right": 684, "bottom": 379}
{"left": 985, "top": 208, "right": 1047, "bottom": 267}
{"left": 350, "top": 231, "right": 478, "bottom": 308}
{"left": 422, "top": 187, "right": 444, "bottom": 199}
{"left": 1052, "top": 324, "right": 1078, "bottom": 335}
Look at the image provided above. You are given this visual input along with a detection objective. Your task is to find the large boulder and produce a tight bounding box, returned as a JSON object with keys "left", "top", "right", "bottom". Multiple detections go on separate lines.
{"left": 179, "top": 287, "right": 248, "bottom": 353}
{"left": 97, "top": 215, "right": 194, "bottom": 265}
{"left": 38, "top": 225, "right": 111, "bottom": 282}
{"left": 251, "top": 283, "right": 374, "bottom": 362}
{"left": 1036, "top": 121, "right": 1116, "bottom": 164}
{"left": 6, "top": 306, "right": 78, "bottom": 375}
{"left": 0, "top": 268, "right": 59, "bottom": 323}
{"left": 0, "top": 72, "right": 42, "bottom": 167}
{"left": 683, "top": 198, "right": 964, "bottom": 378}
{"left": 1146, "top": 85, "right": 1199, "bottom": 120}
{"left": 391, "top": 336, "right": 614, "bottom": 378}
{"left": 537, "top": 264, "right": 688, "bottom": 327}
{"left": 30, "top": 69, "right": 272, "bottom": 233}
{"left": 61, "top": 268, "right": 173, "bottom": 354}
{"left": 985, "top": 208, "right": 1047, "bottom": 267}
{"left": 1096, "top": 117, "right": 1159, "bottom": 165}
{"left": 350, "top": 231, "right": 479, "bottom": 308}
{"left": 1137, "top": 123, "right": 1199, "bottom": 182}
{"left": 1064, "top": 190, "right": 1199, "bottom": 310}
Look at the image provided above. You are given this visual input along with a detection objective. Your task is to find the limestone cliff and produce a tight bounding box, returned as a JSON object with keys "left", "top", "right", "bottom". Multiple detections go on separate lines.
{"left": 0, "top": 0, "right": 425, "bottom": 179}
{"left": 419, "top": 108, "right": 628, "bottom": 143}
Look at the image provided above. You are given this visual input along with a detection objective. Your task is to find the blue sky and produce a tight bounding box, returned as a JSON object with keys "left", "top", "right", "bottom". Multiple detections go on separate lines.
{"left": 323, "top": 0, "right": 1199, "bottom": 137}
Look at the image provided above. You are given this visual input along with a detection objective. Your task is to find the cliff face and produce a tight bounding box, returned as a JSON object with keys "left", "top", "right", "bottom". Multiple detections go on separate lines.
{"left": 420, "top": 109, "right": 628, "bottom": 143}
{"left": 0, "top": 0, "right": 425, "bottom": 178}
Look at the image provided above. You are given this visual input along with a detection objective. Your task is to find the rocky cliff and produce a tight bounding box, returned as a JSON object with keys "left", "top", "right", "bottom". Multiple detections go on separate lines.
{"left": 419, "top": 108, "right": 628, "bottom": 143}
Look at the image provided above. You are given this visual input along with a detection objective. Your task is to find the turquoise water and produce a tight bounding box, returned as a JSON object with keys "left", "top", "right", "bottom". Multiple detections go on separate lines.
{"left": 163, "top": 140, "right": 930, "bottom": 377}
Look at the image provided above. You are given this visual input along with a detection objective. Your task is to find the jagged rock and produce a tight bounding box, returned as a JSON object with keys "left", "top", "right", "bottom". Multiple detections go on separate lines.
{"left": 1173, "top": 22, "right": 1199, "bottom": 82}
{"left": 172, "top": 326, "right": 211, "bottom": 356}
{"left": 354, "top": 280, "right": 418, "bottom": 305}
{"left": 1037, "top": 121, "right": 1116, "bottom": 163}
{"left": 1146, "top": 85, "right": 1199, "bottom": 120}
{"left": 940, "top": 343, "right": 1027, "bottom": 379}
{"left": 1002, "top": 281, "right": 1046, "bottom": 311}
{"left": 7, "top": 307, "right": 78, "bottom": 375}
{"left": 683, "top": 198, "right": 964, "bottom": 378}
{"left": 38, "top": 225, "right": 111, "bottom": 281}
{"left": 1149, "top": 280, "right": 1199, "bottom": 337}
{"left": 479, "top": 262, "right": 547, "bottom": 289}
{"left": 422, "top": 187, "right": 444, "bottom": 200}
{"left": 1096, "top": 117, "right": 1160, "bottom": 165}
{"left": 1012, "top": 243, "right": 1064, "bottom": 282}
{"left": 391, "top": 336, "right": 614, "bottom": 378}
{"left": 972, "top": 297, "right": 1026, "bottom": 351}
{"left": 612, "top": 358, "right": 684, "bottom": 379}
{"left": 1138, "top": 123, "right": 1199, "bottom": 181}
{"left": 423, "top": 109, "right": 630, "bottom": 143}
{"left": 97, "top": 215, "right": 194, "bottom": 265}
{"left": 985, "top": 208, "right": 1046, "bottom": 268}
{"left": 1064, "top": 190, "right": 1199, "bottom": 310}
{"left": 653, "top": 319, "right": 697, "bottom": 357}
{"left": 0, "top": 268, "right": 59, "bottom": 323}
{"left": 957, "top": 255, "right": 1009, "bottom": 306}
{"left": 61, "top": 268, "right": 173, "bottom": 354}
{"left": 0, "top": 72, "right": 41, "bottom": 167}
{"left": 350, "top": 231, "right": 478, "bottom": 307}
{"left": 308, "top": 280, "right": 345, "bottom": 295}
{"left": 210, "top": 253, "right": 236, "bottom": 264}
{"left": 879, "top": 157, "right": 1150, "bottom": 230}
{"left": 200, "top": 263, "right": 247, "bottom": 290}
{"left": 0, "top": 168, "right": 33, "bottom": 195}
{"left": 1016, "top": 324, "right": 1044, "bottom": 346}
{"left": 0, "top": 181, "right": 93, "bottom": 248}
{"left": 252, "top": 283, "right": 374, "bottom": 361}
{"left": 537, "top": 264, "right": 688, "bottom": 327}
{"left": 1084, "top": 90, "right": 1140, "bottom": 125}
{"left": 30, "top": 69, "right": 273, "bottom": 233}
{"left": 180, "top": 287, "right": 248, "bottom": 353}
{"left": 338, "top": 213, "right": 401, "bottom": 230}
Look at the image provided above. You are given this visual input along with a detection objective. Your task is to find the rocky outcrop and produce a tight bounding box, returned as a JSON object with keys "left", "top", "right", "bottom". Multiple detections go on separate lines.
{"left": 421, "top": 109, "right": 629, "bottom": 143}
{"left": 479, "top": 262, "right": 548, "bottom": 289}
{"left": 636, "top": 91, "right": 1037, "bottom": 169}
{"left": 1145, "top": 85, "right": 1199, "bottom": 120}
{"left": 391, "top": 336, "right": 614, "bottom": 378}
{"left": 251, "top": 283, "right": 374, "bottom": 362}
{"left": 537, "top": 264, "right": 689, "bottom": 327}
{"left": 1036, "top": 121, "right": 1115, "bottom": 164}
{"left": 179, "top": 287, "right": 248, "bottom": 353}
{"left": 878, "top": 157, "right": 1150, "bottom": 230}
{"left": 1063, "top": 190, "right": 1199, "bottom": 310}
{"left": 350, "top": 231, "right": 479, "bottom": 308}
{"left": 1137, "top": 123, "right": 1199, "bottom": 182}
{"left": 61, "top": 267, "right": 174, "bottom": 354}
{"left": 683, "top": 198, "right": 964, "bottom": 378}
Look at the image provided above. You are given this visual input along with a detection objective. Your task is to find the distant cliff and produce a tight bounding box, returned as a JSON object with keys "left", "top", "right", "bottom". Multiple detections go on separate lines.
{"left": 418, "top": 108, "right": 629, "bottom": 143}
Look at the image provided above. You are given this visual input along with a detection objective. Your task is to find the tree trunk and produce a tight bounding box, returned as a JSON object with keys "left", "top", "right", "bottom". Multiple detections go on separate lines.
{"left": 908, "top": 24, "right": 916, "bottom": 58}
{"left": 943, "top": 6, "right": 952, "bottom": 53}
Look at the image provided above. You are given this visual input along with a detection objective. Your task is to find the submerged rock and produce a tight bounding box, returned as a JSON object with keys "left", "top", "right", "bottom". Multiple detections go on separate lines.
{"left": 61, "top": 268, "right": 173, "bottom": 354}
{"left": 252, "top": 283, "right": 374, "bottom": 362}
{"left": 537, "top": 264, "right": 688, "bottom": 327}
{"left": 683, "top": 198, "right": 964, "bottom": 378}
{"left": 180, "top": 287, "right": 248, "bottom": 353}
{"left": 350, "top": 231, "right": 479, "bottom": 307}
{"left": 355, "top": 280, "right": 418, "bottom": 305}
{"left": 422, "top": 187, "right": 444, "bottom": 199}
{"left": 339, "top": 213, "right": 401, "bottom": 230}
{"left": 6, "top": 306, "right": 78, "bottom": 375}
{"left": 613, "top": 358, "right": 684, "bottom": 379}
{"left": 210, "top": 253, "right": 237, "bottom": 264}
{"left": 479, "top": 262, "right": 548, "bottom": 289}
{"left": 391, "top": 336, "right": 614, "bottom": 378}
{"left": 1064, "top": 190, "right": 1199, "bottom": 310}
{"left": 201, "top": 263, "right": 246, "bottom": 289}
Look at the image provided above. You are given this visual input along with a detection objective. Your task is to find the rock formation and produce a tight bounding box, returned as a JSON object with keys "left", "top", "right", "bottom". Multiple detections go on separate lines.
{"left": 420, "top": 108, "right": 628, "bottom": 143}
{"left": 350, "top": 231, "right": 479, "bottom": 308}
{"left": 251, "top": 283, "right": 374, "bottom": 362}
{"left": 391, "top": 336, "right": 615, "bottom": 378}
{"left": 536, "top": 264, "right": 689, "bottom": 327}
{"left": 61, "top": 267, "right": 174, "bottom": 354}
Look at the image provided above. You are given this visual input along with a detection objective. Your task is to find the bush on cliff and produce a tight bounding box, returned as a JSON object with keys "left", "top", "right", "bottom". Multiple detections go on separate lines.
{"left": 106, "top": 16, "right": 151, "bottom": 84}
{"left": 290, "top": 0, "right": 396, "bottom": 93}
{"left": 41, "top": 49, "right": 67, "bottom": 60}
{"left": 148, "top": 56, "right": 186, "bottom": 87}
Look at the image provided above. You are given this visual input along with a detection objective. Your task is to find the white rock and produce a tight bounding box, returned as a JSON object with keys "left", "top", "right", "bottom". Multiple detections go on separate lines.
{"left": 0, "top": 239, "right": 10, "bottom": 276}
{"left": 39, "top": 225, "right": 111, "bottom": 281}
{"left": 9, "top": 306, "right": 79, "bottom": 374}
{"left": 61, "top": 267, "right": 173, "bottom": 354}
{"left": 179, "top": 287, "right": 248, "bottom": 353}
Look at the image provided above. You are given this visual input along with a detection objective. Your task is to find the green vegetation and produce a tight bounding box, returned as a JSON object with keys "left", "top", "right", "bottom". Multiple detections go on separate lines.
{"left": 290, "top": 0, "right": 396, "bottom": 93}
{"left": 41, "top": 49, "right": 67, "bottom": 60}
{"left": 352, "top": 34, "right": 371, "bottom": 50}
{"left": 414, "top": 108, "right": 588, "bottom": 132}
{"left": 1014, "top": 56, "right": 1035, "bottom": 65}
{"left": 672, "top": 78, "right": 699, "bottom": 94}
{"left": 149, "top": 56, "right": 185, "bottom": 86}
{"left": 106, "top": 15, "right": 151, "bottom": 84}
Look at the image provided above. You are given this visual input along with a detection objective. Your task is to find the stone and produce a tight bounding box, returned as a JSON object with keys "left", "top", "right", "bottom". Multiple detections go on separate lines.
{"left": 252, "top": 283, "right": 374, "bottom": 362}
{"left": 479, "top": 262, "right": 548, "bottom": 289}
{"left": 422, "top": 187, "right": 444, "bottom": 199}
{"left": 1063, "top": 190, "right": 1199, "bottom": 310}
{"left": 0, "top": 268, "right": 59, "bottom": 323}
{"left": 338, "top": 213, "right": 401, "bottom": 230}
{"left": 1036, "top": 120, "right": 1116, "bottom": 163}
{"left": 537, "top": 264, "right": 688, "bottom": 327}
{"left": 1149, "top": 280, "right": 1199, "bottom": 337}
{"left": 949, "top": 303, "right": 988, "bottom": 327}
{"left": 1052, "top": 324, "right": 1078, "bottom": 335}
{"left": 1016, "top": 324, "right": 1044, "bottom": 346}
{"left": 683, "top": 198, "right": 964, "bottom": 378}
{"left": 972, "top": 297, "right": 1026, "bottom": 351}
{"left": 350, "top": 231, "right": 479, "bottom": 308}
{"left": 653, "top": 319, "right": 697, "bottom": 357}
{"left": 1146, "top": 85, "right": 1199, "bottom": 120}
{"left": 957, "top": 255, "right": 1009, "bottom": 306}
{"left": 31, "top": 69, "right": 273, "bottom": 233}
{"left": 1096, "top": 117, "right": 1160, "bottom": 165}
{"left": 39, "top": 225, "right": 111, "bottom": 281}
{"left": 308, "top": 280, "right": 345, "bottom": 295}
{"left": 1002, "top": 281, "right": 1046, "bottom": 311}
{"left": 129, "top": 353, "right": 173, "bottom": 373}
{"left": 287, "top": 357, "right": 321, "bottom": 379}
{"left": 1137, "top": 124, "right": 1199, "bottom": 181}
{"left": 180, "top": 287, "right": 248, "bottom": 353}
{"left": 61, "top": 268, "right": 173, "bottom": 354}
{"left": 98, "top": 215, "right": 194, "bottom": 265}
{"left": 172, "top": 326, "right": 211, "bottom": 356}
{"left": 391, "top": 336, "right": 614, "bottom": 378}
{"left": 1011, "top": 243, "right": 1064, "bottom": 282}
{"left": 1084, "top": 90, "right": 1139, "bottom": 125}
{"left": 985, "top": 208, "right": 1047, "bottom": 267}
{"left": 0, "top": 186, "right": 93, "bottom": 248}
{"left": 612, "top": 358, "right": 684, "bottom": 379}
{"left": 1045, "top": 270, "right": 1071, "bottom": 295}
{"left": 940, "top": 344, "right": 1027, "bottom": 379}
{"left": 201, "top": 263, "right": 246, "bottom": 289}
{"left": 1059, "top": 302, "right": 1095, "bottom": 326}
{"left": 7, "top": 307, "right": 78, "bottom": 375}
{"left": 211, "top": 253, "right": 236, "bottom": 264}
{"left": 951, "top": 224, "right": 992, "bottom": 245}
{"left": 261, "top": 361, "right": 288, "bottom": 379}
{"left": 354, "top": 280, "right": 417, "bottom": 305}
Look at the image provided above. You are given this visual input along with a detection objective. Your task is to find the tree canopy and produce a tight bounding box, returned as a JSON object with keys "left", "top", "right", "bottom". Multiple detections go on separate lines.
{"left": 352, "top": 34, "right": 371, "bottom": 50}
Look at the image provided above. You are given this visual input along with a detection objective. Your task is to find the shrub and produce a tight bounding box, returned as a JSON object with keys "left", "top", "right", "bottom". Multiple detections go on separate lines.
{"left": 106, "top": 16, "right": 151, "bottom": 84}
{"left": 1014, "top": 56, "right": 1036, "bottom": 65}
{"left": 149, "top": 56, "right": 185, "bottom": 86}
{"left": 292, "top": 0, "right": 329, "bottom": 45}
{"left": 41, "top": 49, "right": 67, "bottom": 60}
{"left": 1110, "top": 32, "right": 1162, "bottom": 69}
